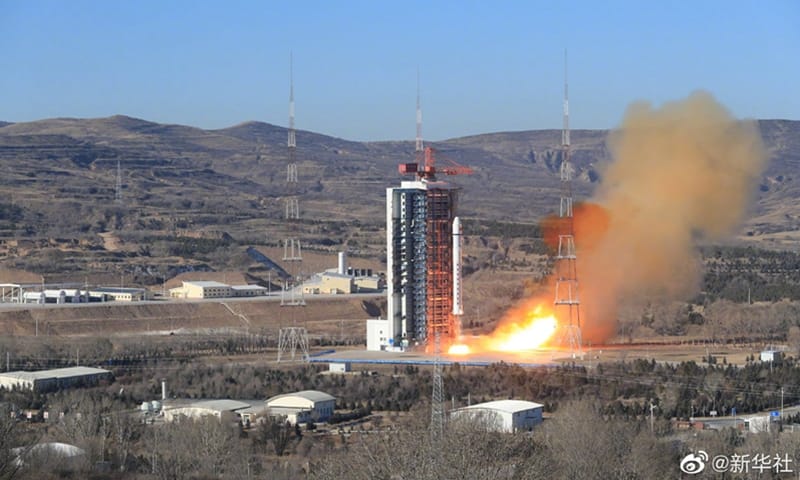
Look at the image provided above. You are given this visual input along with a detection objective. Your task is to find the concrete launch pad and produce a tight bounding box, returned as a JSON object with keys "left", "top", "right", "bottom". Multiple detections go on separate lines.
{"left": 309, "top": 348, "right": 568, "bottom": 368}
{"left": 310, "top": 342, "right": 758, "bottom": 368}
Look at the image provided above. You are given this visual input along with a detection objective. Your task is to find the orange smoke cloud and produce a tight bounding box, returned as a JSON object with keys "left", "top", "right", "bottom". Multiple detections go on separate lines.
{"left": 458, "top": 91, "right": 766, "bottom": 352}
{"left": 577, "top": 91, "right": 767, "bottom": 342}
{"left": 543, "top": 202, "right": 611, "bottom": 252}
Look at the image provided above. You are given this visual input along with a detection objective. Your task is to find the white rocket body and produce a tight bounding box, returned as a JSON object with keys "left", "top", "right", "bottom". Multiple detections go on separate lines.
{"left": 452, "top": 216, "right": 463, "bottom": 316}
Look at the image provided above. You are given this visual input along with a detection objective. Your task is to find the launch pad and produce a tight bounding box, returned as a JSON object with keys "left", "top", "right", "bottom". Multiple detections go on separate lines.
{"left": 310, "top": 348, "right": 561, "bottom": 368}
{"left": 310, "top": 342, "right": 758, "bottom": 368}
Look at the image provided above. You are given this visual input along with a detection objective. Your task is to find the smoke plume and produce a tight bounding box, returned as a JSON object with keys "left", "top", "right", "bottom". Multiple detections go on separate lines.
{"left": 576, "top": 91, "right": 767, "bottom": 342}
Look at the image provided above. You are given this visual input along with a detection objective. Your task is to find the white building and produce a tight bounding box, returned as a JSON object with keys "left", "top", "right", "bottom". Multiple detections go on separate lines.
{"left": 231, "top": 285, "right": 268, "bottom": 297}
{"left": 163, "top": 399, "right": 253, "bottom": 423}
{"left": 0, "top": 367, "right": 112, "bottom": 392}
{"left": 90, "top": 287, "right": 152, "bottom": 302}
{"left": 266, "top": 390, "right": 336, "bottom": 422}
{"left": 450, "top": 399, "right": 544, "bottom": 433}
{"left": 761, "top": 349, "right": 783, "bottom": 362}
{"left": 328, "top": 362, "right": 351, "bottom": 373}
{"left": 367, "top": 318, "right": 392, "bottom": 351}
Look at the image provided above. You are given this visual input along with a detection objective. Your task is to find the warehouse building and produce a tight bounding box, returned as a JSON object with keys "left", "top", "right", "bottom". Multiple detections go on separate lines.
{"left": 231, "top": 284, "right": 268, "bottom": 297}
{"left": 0, "top": 367, "right": 112, "bottom": 392}
{"left": 90, "top": 287, "right": 152, "bottom": 302}
{"left": 169, "top": 281, "right": 232, "bottom": 299}
{"left": 162, "top": 399, "right": 259, "bottom": 423}
{"left": 169, "top": 281, "right": 267, "bottom": 299}
{"left": 266, "top": 390, "right": 336, "bottom": 422}
{"left": 302, "top": 272, "right": 354, "bottom": 295}
{"left": 450, "top": 400, "right": 544, "bottom": 433}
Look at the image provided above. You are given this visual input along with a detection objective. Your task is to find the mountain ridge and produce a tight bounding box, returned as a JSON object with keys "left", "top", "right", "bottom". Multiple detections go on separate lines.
{"left": 0, "top": 115, "right": 797, "bottom": 276}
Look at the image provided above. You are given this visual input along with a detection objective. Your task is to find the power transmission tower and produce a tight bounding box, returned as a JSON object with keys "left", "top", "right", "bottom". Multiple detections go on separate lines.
{"left": 115, "top": 160, "right": 122, "bottom": 205}
{"left": 278, "top": 52, "right": 308, "bottom": 362}
{"left": 430, "top": 332, "right": 445, "bottom": 439}
{"left": 554, "top": 50, "right": 583, "bottom": 358}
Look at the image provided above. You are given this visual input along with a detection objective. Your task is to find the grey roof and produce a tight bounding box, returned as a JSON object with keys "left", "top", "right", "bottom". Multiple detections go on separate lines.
{"left": 0, "top": 367, "right": 110, "bottom": 382}
{"left": 267, "top": 390, "right": 335, "bottom": 404}
{"left": 183, "top": 281, "right": 230, "bottom": 288}
{"left": 455, "top": 400, "right": 543, "bottom": 414}
{"left": 189, "top": 399, "right": 252, "bottom": 412}
{"left": 13, "top": 442, "right": 85, "bottom": 458}
{"left": 91, "top": 287, "right": 146, "bottom": 294}
{"left": 237, "top": 404, "right": 271, "bottom": 415}
{"left": 230, "top": 284, "right": 267, "bottom": 290}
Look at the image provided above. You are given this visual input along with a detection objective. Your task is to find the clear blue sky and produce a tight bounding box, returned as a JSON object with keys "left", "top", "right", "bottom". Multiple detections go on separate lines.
{"left": 1, "top": 0, "right": 798, "bottom": 141}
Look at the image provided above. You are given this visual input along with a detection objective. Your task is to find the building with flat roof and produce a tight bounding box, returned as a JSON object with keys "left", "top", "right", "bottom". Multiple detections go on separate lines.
{"left": 169, "top": 281, "right": 233, "bottom": 299}
{"left": 0, "top": 367, "right": 112, "bottom": 392}
{"left": 450, "top": 399, "right": 544, "bottom": 433}
{"left": 231, "top": 284, "right": 268, "bottom": 297}
{"left": 90, "top": 287, "right": 152, "bottom": 302}
{"left": 163, "top": 399, "right": 257, "bottom": 423}
{"left": 303, "top": 272, "right": 354, "bottom": 295}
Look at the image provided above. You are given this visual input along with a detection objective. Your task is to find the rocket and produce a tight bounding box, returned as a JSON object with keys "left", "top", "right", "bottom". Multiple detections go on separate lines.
{"left": 452, "top": 216, "right": 463, "bottom": 316}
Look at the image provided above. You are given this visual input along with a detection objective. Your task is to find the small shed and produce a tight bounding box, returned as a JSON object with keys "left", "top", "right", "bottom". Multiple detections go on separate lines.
{"left": 761, "top": 350, "right": 783, "bottom": 363}
{"left": 328, "top": 362, "right": 351, "bottom": 373}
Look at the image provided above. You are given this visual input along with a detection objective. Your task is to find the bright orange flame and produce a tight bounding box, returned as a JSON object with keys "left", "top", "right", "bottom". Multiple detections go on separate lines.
{"left": 489, "top": 309, "right": 558, "bottom": 352}
{"left": 453, "top": 303, "right": 560, "bottom": 354}
{"left": 448, "top": 344, "right": 471, "bottom": 355}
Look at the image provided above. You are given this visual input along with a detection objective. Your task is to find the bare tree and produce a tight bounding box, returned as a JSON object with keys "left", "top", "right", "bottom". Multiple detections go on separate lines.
{"left": 108, "top": 411, "right": 141, "bottom": 472}
{"left": 256, "top": 417, "right": 295, "bottom": 457}
{"left": 149, "top": 422, "right": 198, "bottom": 480}
{"left": 194, "top": 416, "right": 236, "bottom": 476}
{"left": 0, "top": 406, "right": 27, "bottom": 480}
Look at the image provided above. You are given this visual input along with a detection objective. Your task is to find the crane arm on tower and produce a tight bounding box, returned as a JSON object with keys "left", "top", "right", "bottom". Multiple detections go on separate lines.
{"left": 399, "top": 147, "right": 473, "bottom": 179}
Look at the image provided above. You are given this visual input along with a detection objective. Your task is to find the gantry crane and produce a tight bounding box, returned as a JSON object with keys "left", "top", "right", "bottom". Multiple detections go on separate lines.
{"left": 399, "top": 146, "right": 474, "bottom": 181}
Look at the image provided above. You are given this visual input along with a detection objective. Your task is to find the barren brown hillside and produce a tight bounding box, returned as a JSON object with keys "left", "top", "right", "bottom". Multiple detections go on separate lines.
{"left": 0, "top": 296, "right": 380, "bottom": 339}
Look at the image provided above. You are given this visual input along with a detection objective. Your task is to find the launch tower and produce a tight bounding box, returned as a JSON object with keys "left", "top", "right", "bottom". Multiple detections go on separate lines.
{"left": 386, "top": 86, "right": 471, "bottom": 349}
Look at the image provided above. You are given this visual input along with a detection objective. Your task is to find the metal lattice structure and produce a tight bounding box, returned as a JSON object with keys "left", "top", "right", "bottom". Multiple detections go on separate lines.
{"left": 280, "top": 52, "right": 305, "bottom": 308}
{"left": 553, "top": 51, "right": 582, "bottom": 357}
{"left": 430, "top": 332, "right": 445, "bottom": 439}
{"left": 115, "top": 160, "right": 122, "bottom": 205}
{"left": 386, "top": 80, "right": 471, "bottom": 350}
{"left": 278, "top": 53, "right": 308, "bottom": 362}
{"left": 277, "top": 326, "right": 309, "bottom": 362}
{"left": 425, "top": 187, "right": 457, "bottom": 343}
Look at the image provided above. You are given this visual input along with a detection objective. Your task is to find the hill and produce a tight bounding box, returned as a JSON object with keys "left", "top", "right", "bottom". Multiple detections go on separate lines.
{"left": 0, "top": 116, "right": 798, "bottom": 281}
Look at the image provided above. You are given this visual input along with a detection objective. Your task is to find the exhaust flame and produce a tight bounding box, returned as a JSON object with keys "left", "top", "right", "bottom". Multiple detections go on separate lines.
{"left": 448, "top": 344, "right": 470, "bottom": 355}
{"left": 449, "top": 302, "right": 559, "bottom": 355}
{"left": 488, "top": 305, "right": 557, "bottom": 351}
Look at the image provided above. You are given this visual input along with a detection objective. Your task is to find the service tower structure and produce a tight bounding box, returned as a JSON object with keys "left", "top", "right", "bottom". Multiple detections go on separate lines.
{"left": 386, "top": 86, "right": 471, "bottom": 349}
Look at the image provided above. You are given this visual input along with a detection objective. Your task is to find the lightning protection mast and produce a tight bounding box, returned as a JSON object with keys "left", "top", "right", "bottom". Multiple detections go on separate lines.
{"left": 115, "top": 160, "right": 122, "bottom": 205}
{"left": 278, "top": 52, "right": 308, "bottom": 362}
{"left": 553, "top": 50, "right": 582, "bottom": 358}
